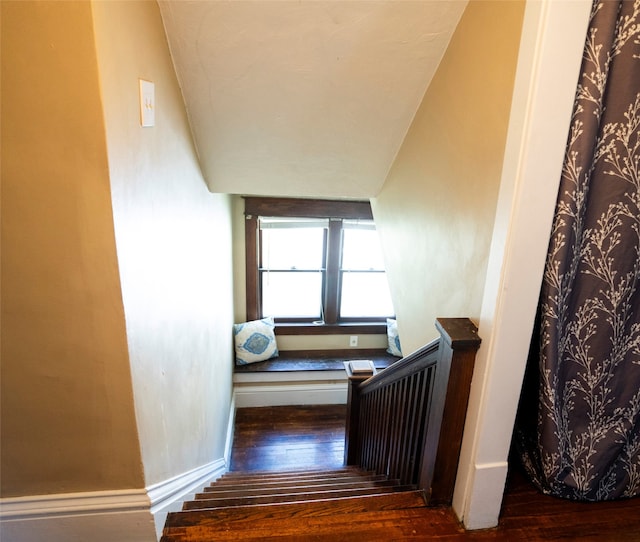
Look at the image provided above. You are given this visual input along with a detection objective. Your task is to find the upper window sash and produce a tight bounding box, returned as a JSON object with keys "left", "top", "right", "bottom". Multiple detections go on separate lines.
{"left": 259, "top": 217, "right": 330, "bottom": 230}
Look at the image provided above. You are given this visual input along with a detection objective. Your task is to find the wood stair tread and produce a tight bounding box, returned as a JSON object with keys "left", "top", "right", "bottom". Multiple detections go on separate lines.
{"left": 218, "top": 467, "right": 365, "bottom": 481}
{"left": 161, "top": 506, "right": 449, "bottom": 542}
{"left": 185, "top": 484, "right": 416, "bottom": 509}
{"left": 212, "top": 471, "right": 382, "bottom": 483}
{"left": 162, "top": 468, "right": 432, "bottom": 541}
{"left": 204, "top": 473, "right": 388, "bottom": 491}
{"left": 197, "top": 478, "right": 404, "bottom": 499}
{"left": 168, "top": 490, "right": 427, "bottom": 527}
{"left": 207, "top": 474, "right": 385, "bottom": 488}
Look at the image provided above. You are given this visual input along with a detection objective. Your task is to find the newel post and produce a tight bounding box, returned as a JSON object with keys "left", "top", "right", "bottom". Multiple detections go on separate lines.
{"left": 343, "top": 363, "right": 374, "bottom": 466}
{"left": 425, "top": 317, "right": 481, "bottom": 504}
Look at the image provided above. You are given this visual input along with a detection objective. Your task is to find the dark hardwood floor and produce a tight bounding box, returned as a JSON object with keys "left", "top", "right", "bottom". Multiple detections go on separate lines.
{"left": 230, "top": 404, "right": 347, "bottom": 472}
{"left": 230, "top": 404, "right": 640, "bottom": 541}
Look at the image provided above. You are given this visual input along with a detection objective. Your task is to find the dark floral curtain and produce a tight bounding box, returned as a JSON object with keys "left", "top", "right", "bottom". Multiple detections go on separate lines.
{"left": 516, "top": 0, "right": 640, "bottom": 501}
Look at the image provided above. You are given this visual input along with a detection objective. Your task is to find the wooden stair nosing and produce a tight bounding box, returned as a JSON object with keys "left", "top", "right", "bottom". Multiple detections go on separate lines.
{"left": 197, "top": 478, "right": 403, "bottom": 499}
{"left": 219, "top": 467, "right": 365, "bottom": 481}
{"left": 166, "top": 490, "right": 428, "bottom": 528}
{"left": 184, "top": 484, "right": 417, "bottom": 510}
{"left": 207, "top": 473, "right": 388, "bottom": 490}
{"left": 224, "top": 466, "right": 364, "bottom": 475}
{"left": 213, "top": 470, "right": 376, "bottom": 485}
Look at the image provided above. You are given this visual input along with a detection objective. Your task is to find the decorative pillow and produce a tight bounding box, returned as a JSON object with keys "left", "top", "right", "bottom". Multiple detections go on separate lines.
{"left": 386, "top": 318, "right": 403, "bottom": 357}
{"left": 234, "top": 317, "right": 279, "bottom": 365}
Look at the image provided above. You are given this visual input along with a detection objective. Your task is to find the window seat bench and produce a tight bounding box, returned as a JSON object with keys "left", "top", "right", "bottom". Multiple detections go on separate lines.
{"left": 233, "top": 348, "right": 399, "bottom": 373}
{"left": 232, "top": 349, "right": 400, "bottom": 408}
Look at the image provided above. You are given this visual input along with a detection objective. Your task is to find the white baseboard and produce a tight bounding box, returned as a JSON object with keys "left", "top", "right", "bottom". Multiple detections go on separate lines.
{"left": 0, "top": 489, "right": 156, "bottom": 542}
{"left": 0, "top": 461, "right": 227, "bottom": 542}
{"left": 1, "top": 398, "right": 238, "bottom": 542}
{"left": 148, "top": 459, "right": 226, "bottom": 539}
{"left": 148, "top": 396, "right": 236, "bottom": 538}
{"left": 225, "top": 393, "right": 237, "bottom": 465}
{"left": 455, "top": 461, "right": 509, "bottom": 530}
{"left": 234, "top": 382, "right": 348, "bottom": 407}
{"left": 0, "top": 489, "right": 151, "bottom": 520}
{"left": 148, "top": 459, "right": 226, "bottom": 514}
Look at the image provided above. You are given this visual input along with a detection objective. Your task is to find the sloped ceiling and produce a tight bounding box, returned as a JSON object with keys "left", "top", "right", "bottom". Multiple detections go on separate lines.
{"left": 159, "top": 1, "right": 467, "bottom": 199}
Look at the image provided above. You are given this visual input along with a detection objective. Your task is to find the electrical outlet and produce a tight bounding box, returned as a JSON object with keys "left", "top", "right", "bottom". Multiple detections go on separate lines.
{"left": 349, "top": 335, "right": 358, "bottom": 347}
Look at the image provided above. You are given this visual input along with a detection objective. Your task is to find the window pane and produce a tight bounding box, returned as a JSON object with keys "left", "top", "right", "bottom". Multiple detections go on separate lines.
{"left": 262, "top": 271, "right": 322, "bottom": 318}
{"left": 341, "top": 228, "right": 385, "bottom": 270}
{"left": 340, "top": 272, "right": 394, "bottom": 317}
{"left": 261, "top": 226, "right": 325, "bottom": 270}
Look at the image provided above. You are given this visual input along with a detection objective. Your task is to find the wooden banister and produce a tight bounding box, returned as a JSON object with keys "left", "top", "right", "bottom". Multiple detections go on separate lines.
{"left": 344, "top": 317, "right": 480, "bottom": 504}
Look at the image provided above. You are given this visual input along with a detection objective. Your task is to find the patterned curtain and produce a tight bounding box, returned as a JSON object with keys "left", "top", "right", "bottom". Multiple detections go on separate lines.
{"left": 516, "top": 0, "right": 640, "bottom": 501}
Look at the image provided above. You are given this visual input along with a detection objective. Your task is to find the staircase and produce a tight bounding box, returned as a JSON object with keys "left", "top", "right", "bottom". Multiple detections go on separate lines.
{"left": 160, "top": 467, "right": 431, "bottom": 541}
{"left": 161, "top": 321, "right": 481, "bottom": 540}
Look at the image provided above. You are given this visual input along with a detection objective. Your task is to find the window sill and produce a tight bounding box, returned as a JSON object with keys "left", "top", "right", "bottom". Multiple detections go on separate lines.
{"left": 274, "top": 322, "right": 387, "bottom": 335}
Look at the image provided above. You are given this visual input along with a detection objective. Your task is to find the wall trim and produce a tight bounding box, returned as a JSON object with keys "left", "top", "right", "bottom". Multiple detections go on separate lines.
{"left": 225, "top": 393, "right": 237, "bottom": 465}
{"left": 0, "top": 489, "right": 150, "bottom": 521}
{"left": 457, "top": 461, "right": 509, "bottom": 531}
{"left": 234, "top": 382, "right": 347, "bottom": 407}
{"left": 1, "top": 397, "right": 238, "bottom": 541}
{"left": 0, "top": 463, "right": 225, "bottom": 540}
{"left": 147, "top": 459, "right": 225, "bottom": 515}
{"left": 234, "top": 370, "right": 346, "bottom": 384}
{"left": 0, "top": 490, "right": 156, "bottom": 542}
{"left": 149, "top": 396, "right": 236, "bottom": 538}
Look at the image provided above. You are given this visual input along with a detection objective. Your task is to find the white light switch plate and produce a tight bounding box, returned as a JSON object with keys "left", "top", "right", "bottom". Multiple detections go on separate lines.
{"left": 139, "top": 79, "right": 155, "bottom": 127}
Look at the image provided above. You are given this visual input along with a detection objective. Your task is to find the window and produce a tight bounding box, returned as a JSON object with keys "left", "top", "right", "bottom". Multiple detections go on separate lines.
{"left": 244, "top": 197, "right": 394, "bottom": 334}
{"left": 338, "top": 221, "right": 394, "bottom": 318}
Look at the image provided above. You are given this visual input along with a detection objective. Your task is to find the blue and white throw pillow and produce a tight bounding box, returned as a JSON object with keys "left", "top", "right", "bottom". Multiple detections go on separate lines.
{"left": 386, "top": 318, "right": 402, "bottom": 357}
{"left": 234, "top": 317, "right": 279, "bottom": 365}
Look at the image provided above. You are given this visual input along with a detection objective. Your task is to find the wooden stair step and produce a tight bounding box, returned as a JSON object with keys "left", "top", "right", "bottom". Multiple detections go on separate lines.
{"left": 196, "top": 478, "right": 403, "bottom": 499}
{"left": 185, "top": 484, "right": 416, "bottom": 510}
{"left": 161, "top": 502, "right": 442, "bottom": 542}
{"left": 207, "top": 473, "right": 387, "bottom": 490}
{"left": 217, "top": 467, "right": 364, "bottom": 482}
{"left": 168, "top": 490, "right": 427, "bottom": 527}
{"left": 214, "top": 470, "right": 372, "bottom": 485}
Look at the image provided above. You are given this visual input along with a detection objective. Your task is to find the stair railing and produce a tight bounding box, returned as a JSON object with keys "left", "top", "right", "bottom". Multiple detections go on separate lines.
{"left": 344, "top": 318, "right": 481, "bottom": 504}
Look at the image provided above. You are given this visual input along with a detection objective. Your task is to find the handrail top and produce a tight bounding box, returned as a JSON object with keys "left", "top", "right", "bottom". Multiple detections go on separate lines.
{"left": 356, "top": 337, "right": 439, "bottom": 392}
{"left": 354, "top": 317, "right": 480, "bottom": 392}
{"left": 382, "top": 336, "right": 439, "bottom": 370}
{"left": 435, "top": 318, "right": 481, "bottom": 348}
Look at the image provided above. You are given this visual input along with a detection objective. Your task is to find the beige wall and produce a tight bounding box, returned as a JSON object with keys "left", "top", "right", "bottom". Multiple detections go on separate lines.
{"left": 92, "top": 0, "right": 235, "bottom": 485}
{"left": 372, "top": 0, "right": 525, "bottom": 354}
{"left": 1, "top": 0, "right": 235, "bottom": 503}
{"left": 1, "top": 1, "right": 143, "bottom": 497}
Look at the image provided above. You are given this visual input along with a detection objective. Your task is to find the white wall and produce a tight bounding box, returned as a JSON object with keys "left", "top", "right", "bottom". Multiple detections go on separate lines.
{"left": 92, "top": 0, "right": 235, "bottom": 485}
{"left": 452, "top": 0, "right": 591, "bottom": 529}
{"left": 92, "top": 0, "right": 236, "bottom": 535}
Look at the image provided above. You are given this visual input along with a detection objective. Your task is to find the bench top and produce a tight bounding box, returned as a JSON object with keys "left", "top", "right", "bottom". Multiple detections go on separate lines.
{"left": 234, "top": 349, "right": 400, "bottom": 373}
